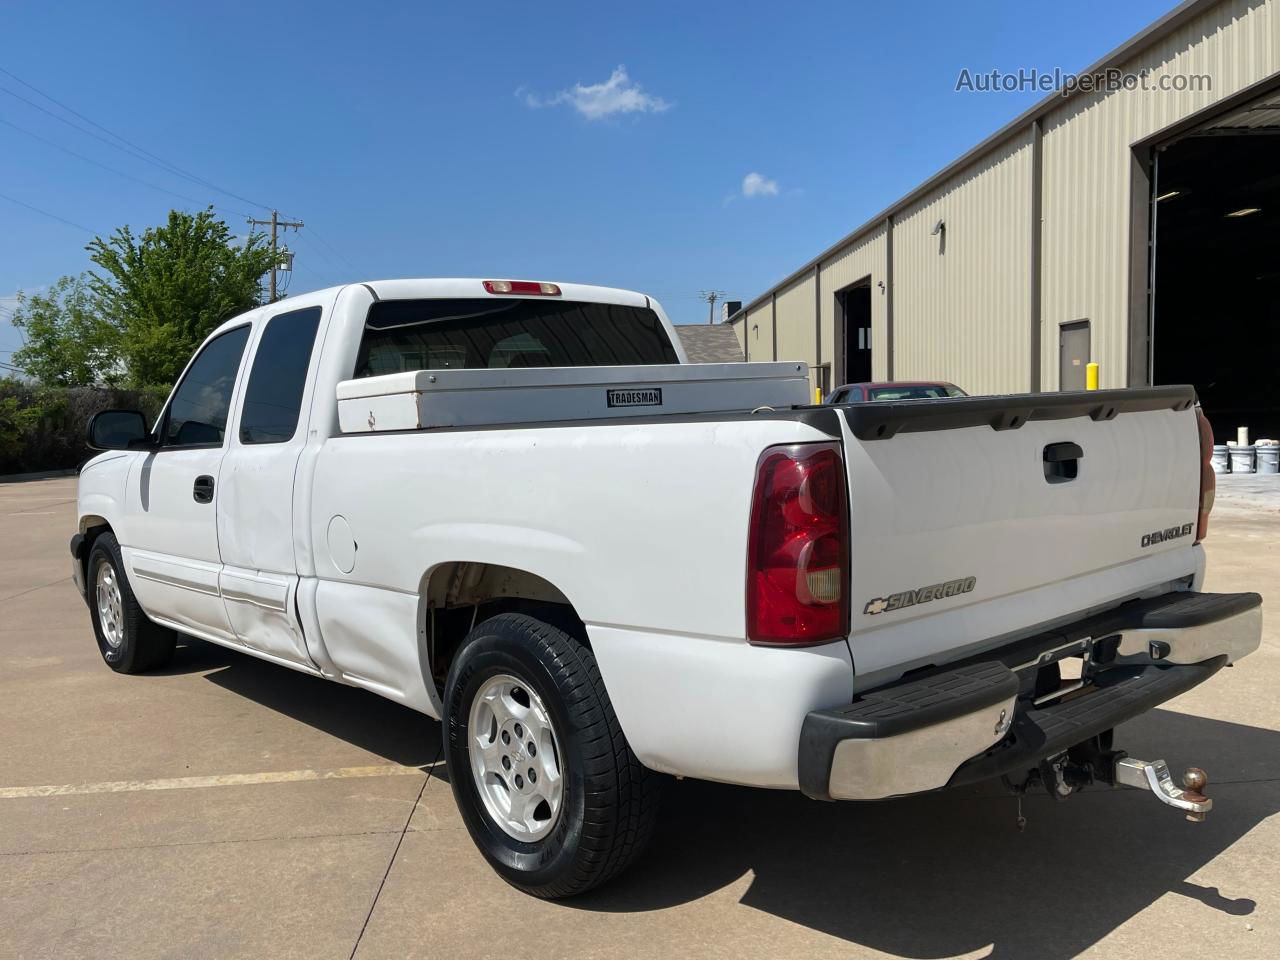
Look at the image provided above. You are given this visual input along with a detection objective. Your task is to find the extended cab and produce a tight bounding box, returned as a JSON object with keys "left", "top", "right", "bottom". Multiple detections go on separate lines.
{"left": 73, "top": 278, "right": 1262, "bottom": 897}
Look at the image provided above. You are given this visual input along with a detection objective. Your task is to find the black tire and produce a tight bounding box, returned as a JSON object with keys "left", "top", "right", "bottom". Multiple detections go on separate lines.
{"left": 444, "top": 612, "right": 660, "bottom": 898}
{"left": 86, "top": 532, "right": 176, "bottom": 673}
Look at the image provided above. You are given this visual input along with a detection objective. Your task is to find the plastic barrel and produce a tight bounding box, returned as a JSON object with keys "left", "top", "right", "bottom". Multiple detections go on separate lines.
{"left": 1229, "top": 445, "right": 1257, "bottom": 474}
{"left": 1211, "top": 445, "right": 1231, "bottom": 474}
{"left": 1258, "top": 445, "right": 1280, "bottom": 475}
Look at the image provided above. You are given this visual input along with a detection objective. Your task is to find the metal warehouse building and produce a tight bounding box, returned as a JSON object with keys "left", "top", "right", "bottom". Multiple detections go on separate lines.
{"left": 727, "top": 0, "right": 1280, "bottom": 438}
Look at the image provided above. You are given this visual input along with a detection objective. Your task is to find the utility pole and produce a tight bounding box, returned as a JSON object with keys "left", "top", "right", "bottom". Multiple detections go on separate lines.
{"left": 247, "top": 210, "right": 304, "bottom": 302}
{"left": 698, "top": 289, "right": 727, "bottom": 325}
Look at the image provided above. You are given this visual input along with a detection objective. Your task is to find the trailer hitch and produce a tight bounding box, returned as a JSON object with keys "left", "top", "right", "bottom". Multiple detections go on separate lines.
{"left": 1113, "top": 759, "right": 1212, "bottom": 822}
{"left": 1002, "top": 736, "right": 1212, "bottom": 829}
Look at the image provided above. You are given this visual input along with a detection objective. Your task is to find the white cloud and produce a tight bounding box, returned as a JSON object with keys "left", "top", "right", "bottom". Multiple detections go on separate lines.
{"left": 742, "top": 172, "right": 780, "bottom": 198}
{"left": 520, "top": 66, "right": 671, "bottom": 121}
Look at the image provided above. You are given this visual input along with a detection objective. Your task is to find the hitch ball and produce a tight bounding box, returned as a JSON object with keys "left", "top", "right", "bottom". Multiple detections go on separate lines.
{"left": 1182, "top": 767, "right": 1209, "bottom": 823}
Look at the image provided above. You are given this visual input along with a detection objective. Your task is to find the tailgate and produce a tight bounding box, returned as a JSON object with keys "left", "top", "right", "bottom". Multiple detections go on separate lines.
{"left": 837, "top": 387, "right": 1203, "bottom": 679}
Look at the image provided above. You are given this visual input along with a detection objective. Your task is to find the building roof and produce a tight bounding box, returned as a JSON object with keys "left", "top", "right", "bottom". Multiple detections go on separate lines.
{"left": 726, "top": 0, "right": 1219, "bottom": 323}
{"left": 673, "top": 324, "right": 745, "bottom": 363}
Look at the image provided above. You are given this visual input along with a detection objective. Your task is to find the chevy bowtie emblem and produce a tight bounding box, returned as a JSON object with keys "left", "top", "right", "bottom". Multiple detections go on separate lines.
{"left": 863, "top": 576, "right": 977, "bottom": 616}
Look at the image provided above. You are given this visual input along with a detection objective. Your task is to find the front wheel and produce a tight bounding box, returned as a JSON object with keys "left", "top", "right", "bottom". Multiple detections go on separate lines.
{"left": 87, "top": 532, "right": 175, "bottom": 673}
{"left": 444, "top": 612, "right": 659, "bottom": 898}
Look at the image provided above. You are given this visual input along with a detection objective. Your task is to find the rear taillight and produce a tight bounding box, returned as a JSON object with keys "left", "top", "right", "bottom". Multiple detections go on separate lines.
{"left": 1196, "top": 406, "right": 1215, "bottom": 543}
{"left": 483, "top": 280, "right": 561, "bottom": 296}
{"left": 746, "top": 442, "right": 850, "bottom": 646}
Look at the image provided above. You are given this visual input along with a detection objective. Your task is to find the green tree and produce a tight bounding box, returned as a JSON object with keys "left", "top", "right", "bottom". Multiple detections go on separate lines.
{"left": 87, "top": 208, "right": 274, "bottom": 386}
{"left": 0, "top": 383, "right": 40, "bottom": 465}
{"left": 10, "top": 276, "right": 122, "bottom": 387}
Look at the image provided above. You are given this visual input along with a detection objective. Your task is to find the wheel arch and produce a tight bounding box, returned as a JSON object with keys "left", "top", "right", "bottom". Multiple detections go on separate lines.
{"left": 79, "top": 513, "right": 112, "bottom": 537}
{"left": 417, "top": 561, "right": 589, "bottom": 701}
{"left": 74, "top": 514, "right": 115, "bottom": 588}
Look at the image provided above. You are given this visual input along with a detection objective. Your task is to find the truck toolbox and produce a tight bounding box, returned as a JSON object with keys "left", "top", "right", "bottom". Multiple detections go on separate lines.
{"left": 336, "top": 361, "right": 813, "bottom": 433}
{"left": 799, "top": 590, "right": 1261, "bottom": 802}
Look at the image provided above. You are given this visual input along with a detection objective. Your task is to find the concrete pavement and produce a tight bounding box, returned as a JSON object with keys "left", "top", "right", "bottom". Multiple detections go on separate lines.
{"left": 1, "top": 475, "right": 1276, "bottom": 959}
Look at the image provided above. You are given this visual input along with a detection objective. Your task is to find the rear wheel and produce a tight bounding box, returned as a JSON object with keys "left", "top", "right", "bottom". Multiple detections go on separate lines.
{"left": 87, "top": 533, "right": 175, "bottom": 673}
{"left": 444, "top": 612, "right": 659, "bottom": 898}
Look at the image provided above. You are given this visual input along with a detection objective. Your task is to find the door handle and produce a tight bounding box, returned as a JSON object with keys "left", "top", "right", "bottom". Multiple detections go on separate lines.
{"left": 193, "top": 475, "right": 215, "bottom": 504}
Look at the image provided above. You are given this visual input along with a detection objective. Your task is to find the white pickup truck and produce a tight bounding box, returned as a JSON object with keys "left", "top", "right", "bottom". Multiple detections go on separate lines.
{"left": 74, "top": 278, "right": 1262, "bottom": 898}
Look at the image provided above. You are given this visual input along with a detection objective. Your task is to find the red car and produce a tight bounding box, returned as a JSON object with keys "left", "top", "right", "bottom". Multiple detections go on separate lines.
{"left": 826, "top": 380, "right": 967, "bottom": 404}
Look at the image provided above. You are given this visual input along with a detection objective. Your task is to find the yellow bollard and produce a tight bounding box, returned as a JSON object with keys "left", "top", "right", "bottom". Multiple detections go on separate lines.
{"left": 1085, "top": 362, "right": 1100, "bottom": 391}
{"left": 815, "top": 386, "right": 823, "bottom": 404}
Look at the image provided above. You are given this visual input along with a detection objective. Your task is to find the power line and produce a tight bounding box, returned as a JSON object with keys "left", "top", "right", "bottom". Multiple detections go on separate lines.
{"left": 0, "top": 69, "right": 367, "bottom": 294}
{"left": 0, "top": 66, "right": 273, "bottom": 212}
{"left": 0, "top": 189, "right": 94, "bottom": 233}
{"left": 301, "top": 225, "right": 361, "bottom": 274}
{"left": 1, "top": 85, "right": 200, "bottom": 189}
{"left": 0, "top": 115, "right": 251, "bottom": 219}
{"left": 287, "top": 233, "right": 343, "bottom": 289}
{"left": 0, "top": 69, "right": 370, "bottom": 307}
{"left": 0, "top": 73, "right": 272, "bottom": 213}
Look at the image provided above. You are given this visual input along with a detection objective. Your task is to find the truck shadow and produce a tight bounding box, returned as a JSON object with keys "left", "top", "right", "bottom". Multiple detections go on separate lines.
{"left": 167, "top": 637, "right": 441, "bottom": 769}
{"left": 176, "top": 637, "right": 1274, "bottom": 958}
{"left": 571, "top": 707, "right": 1275, "bottom": 958}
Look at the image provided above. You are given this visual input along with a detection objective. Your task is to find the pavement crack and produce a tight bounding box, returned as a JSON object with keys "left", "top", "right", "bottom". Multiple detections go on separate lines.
{"left": 348, "top": 738, "right": 442, "bottom": 959}
{"left": 0, "top": 575, "right": 72, "bottom": 606}
{"left": 11, "top": 498, "right": 75, "bottom": 514}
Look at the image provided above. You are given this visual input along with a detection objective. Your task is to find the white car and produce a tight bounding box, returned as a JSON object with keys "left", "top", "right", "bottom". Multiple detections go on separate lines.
{"left": 73, "top": 278, "right": 1261, "bottom": 897}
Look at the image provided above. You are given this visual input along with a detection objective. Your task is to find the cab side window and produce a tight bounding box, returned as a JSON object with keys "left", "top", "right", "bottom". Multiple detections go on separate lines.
{"left": 238, "top": 307, "right": 323, "bottom": 444}
{"left": 163, "top": 326, "right": 251, "bottom": 447}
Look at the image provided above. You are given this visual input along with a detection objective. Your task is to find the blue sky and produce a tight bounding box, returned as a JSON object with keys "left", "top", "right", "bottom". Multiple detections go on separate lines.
{"left": 1, "top": 0, "right": 1180, "bottom": 364}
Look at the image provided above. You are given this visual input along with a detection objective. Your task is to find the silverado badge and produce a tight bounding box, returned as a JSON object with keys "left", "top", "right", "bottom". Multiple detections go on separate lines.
{"left": 863, "top": 576, "right": 977, "bottom": 616}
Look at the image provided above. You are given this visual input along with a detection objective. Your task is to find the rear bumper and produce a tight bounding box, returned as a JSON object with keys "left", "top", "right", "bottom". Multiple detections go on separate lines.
{"left": 799, "top": 590, "right": 1262, "bottom": 801}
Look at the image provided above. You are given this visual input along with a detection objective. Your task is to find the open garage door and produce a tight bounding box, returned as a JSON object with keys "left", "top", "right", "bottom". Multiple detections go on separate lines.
{"left": 1150, "top": 87, "right": 1280, "bottom": 442}
{"left": 835, "top": 281, "right": 872, "bottom": 387}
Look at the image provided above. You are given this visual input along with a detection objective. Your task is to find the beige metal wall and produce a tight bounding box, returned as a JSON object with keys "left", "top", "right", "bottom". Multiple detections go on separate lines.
{"left": 773, "top": 273, "right": 816, "bottom": 382}
{"left": 1039, "top": 0, "right": 1279, "bottom": 388}
{"left": 744, "top": 300, "right": 774, "bottom": 361}
{"left": 818, "top": 225, "right": 889, "bottom": 382}
{"left": 892, "top": 128, "right": 1035, "bottom": 395}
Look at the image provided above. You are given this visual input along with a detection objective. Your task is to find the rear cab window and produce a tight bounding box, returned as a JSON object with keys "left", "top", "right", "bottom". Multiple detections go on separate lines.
{"left": 239, "top": 306, "right": 323, "bottom": 444}
{"left": 353, "top": 298, "right": 679, "bottom": 377}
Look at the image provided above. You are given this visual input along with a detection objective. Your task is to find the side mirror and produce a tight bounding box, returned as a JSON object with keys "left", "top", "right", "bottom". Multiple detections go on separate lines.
{"left": 87, "top": 410, "right": 152, "bottom": 451}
